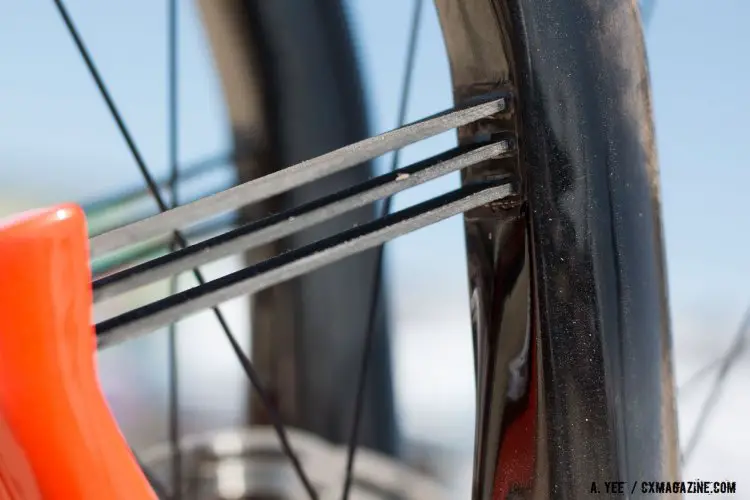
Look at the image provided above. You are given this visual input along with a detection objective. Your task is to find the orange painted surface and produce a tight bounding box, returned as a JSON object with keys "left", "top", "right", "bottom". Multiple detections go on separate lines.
{"left": 0, "top": 204, "right": 155, "bottom": 499}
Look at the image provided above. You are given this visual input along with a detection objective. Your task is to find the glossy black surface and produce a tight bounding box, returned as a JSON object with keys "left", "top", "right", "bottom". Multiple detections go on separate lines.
{"left": 506, "top": 0, "right": 679, "bottom": 497}
{"left": 436, "top": 0, "right": 679, "bottom": 498}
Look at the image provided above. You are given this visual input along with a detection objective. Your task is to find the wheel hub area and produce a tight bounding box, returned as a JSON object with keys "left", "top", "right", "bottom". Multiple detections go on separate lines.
{"left": 140, "top": 426, "right": 451, "bottom": 499}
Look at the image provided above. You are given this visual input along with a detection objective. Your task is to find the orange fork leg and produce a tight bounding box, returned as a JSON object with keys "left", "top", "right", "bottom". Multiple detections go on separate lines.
{"left": 0, "top": 204, "right": 155, "bottom": 499}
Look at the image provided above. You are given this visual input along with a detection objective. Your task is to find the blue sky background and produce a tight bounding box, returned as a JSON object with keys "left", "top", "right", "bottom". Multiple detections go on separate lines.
{"left": 1, "top": 0, "right": 748, "bottom": 487}
{"left": 2, "top": 0, "right": 748, "bottom": 331}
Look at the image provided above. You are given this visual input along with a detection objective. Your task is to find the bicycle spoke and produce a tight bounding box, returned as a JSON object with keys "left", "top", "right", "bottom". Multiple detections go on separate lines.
{"left": 81, "top": 152, "right": 233, "bottom": 216}
{"left": 679, "top": 357, "right": 723, "bottom": 396}
{"left": 51, "top": 1, "right": 317, "bottom": 496}
{"left": 92, "top": 215, "right": 235, "bottom": 278}
{"left": 96, "top": 182, "right": 516, "bottom": 348}
{"left": 167, "top": 0, "right": 181, "bottom": 497}
{"left": 135, "top": 451, "right": 170, "bottom": 500}
{"left": 682, "top": 305, "right": 750, "bottom": 463}
{"left": 93, "top": 142, "right": 513, "bottom": 302}
{"left": 88, "top": 185, "right": 235, "bottom": 240}
{"left": 89, "top": 94, "right": 508, "bottom": 258}
{"left": 343, "top": 0, "right": 423, "bottom": 496}
{"left": 51, "top": 0, "right": 168, "bottom": 214}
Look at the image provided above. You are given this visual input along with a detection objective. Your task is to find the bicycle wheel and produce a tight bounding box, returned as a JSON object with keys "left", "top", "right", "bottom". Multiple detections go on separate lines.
{"left": 0, "top": 0, "right": 680, "bottom": 499}
{"left": 198, "top": 0, "right": 397, "bottom": 456}
{"left": 435, "top": 0, "right": 680, "bottom": 497}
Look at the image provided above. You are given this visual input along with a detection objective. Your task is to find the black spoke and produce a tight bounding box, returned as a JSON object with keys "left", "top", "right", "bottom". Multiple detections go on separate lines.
{"left": 91, "top": 215, "right": 236, "bottom": 279}
{"left": 167, "top": 0, "right": 181, "bottom": 497}
{"left": 135, "top": 452, "right": 170, "bottom": 500}
{"left": 51, "top": 0, "right": 167, "bottom": 213}
{"left": 51, "top": 1, "right": 317, "bottom": 497}
{"left": 682, "top": 305, "right": 750, "bottom": 463}
{"left": 81, "top": 152, "right": 233, "bottom": 216}
{"left": 679, "top": 357, "right": 723, "bottom": 396}
{"left": 342, "top": 0, "right": 424, "bottom": 497}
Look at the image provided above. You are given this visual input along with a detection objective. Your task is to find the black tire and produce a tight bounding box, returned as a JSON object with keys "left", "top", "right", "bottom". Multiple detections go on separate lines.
{"left": 202, "top": 0, "right": 680, "bottom": 495}
{"left": 435, "top": 0, "right": 680, "bottom": 497}
{"left": 507, "top": 1, "right": 680, "bottom": 494}
{"left": 199, "top": 0, "right": 397, "bottom": 455}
